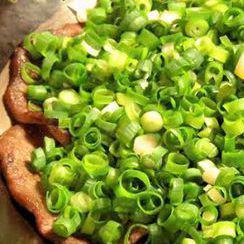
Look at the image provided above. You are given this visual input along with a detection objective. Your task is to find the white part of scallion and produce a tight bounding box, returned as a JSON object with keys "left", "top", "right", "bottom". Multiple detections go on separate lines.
{"left": 140, "top": 111, "right": 163, "bottom": 133}
{"left": 234, "top": 53, "right": 244, "bottom": 79}
{"left": 133, "top": 134, "right": 158, "bottom": 156}
{"left": 101, "top": 101, "right": 120, "bottom": 115}
{"left": 160, "top": 11, "right": 180, "bottom": 25}
{"left": 198, "top": 159, "right": 220, "bottom": 185}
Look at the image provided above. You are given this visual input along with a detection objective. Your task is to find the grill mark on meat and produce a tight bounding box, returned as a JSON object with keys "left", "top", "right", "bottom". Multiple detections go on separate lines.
{"left": 4, "top": 23, "right": 82, "bottom": 146}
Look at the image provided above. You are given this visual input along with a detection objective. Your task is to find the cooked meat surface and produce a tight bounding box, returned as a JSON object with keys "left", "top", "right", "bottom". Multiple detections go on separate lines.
{"left": 52, "top": 23, "right": 83, "bottom": 37}
{"left": 4, "top": 47, "right": 48, "bottom": 125}
{"left": 0, "top": 175, "right": 44, "bottom": 244}
{"left": 41, "top": 124, "right": 71, "bottom": 147}
{"left": 0, "top": 125, "right": 88, "bottom": 244}
{"left": 129, "top": 227, "right": 148, "bottom": 244}
{"left": 4, "top": 23, "right": 82, "bottom": 145}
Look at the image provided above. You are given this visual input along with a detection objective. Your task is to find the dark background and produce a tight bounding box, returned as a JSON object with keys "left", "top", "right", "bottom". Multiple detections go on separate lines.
{"left": 0, "top": 0, "right": 62, "bottom": 69}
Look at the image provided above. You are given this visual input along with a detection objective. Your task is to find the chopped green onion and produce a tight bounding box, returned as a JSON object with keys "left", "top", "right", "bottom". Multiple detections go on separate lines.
{"left": 137, "top": 190, "right": 164, "bottom": 215}
{"left": 21, "top": 62, "right": 41, "bottom": 84}
{"left": 157, "top": 204, "right": 178, "bottom": 233}
{"left": 138, "top": 29, "right": 160, "bottom": 50}
{"left": 46, "top": 184, "right": 70, "bottom": 213}
{"left": 70, "top": 192, "right": 92, "bottom": 213}
{"left": 82, "top": 127, "right": 101, "bottom": 150}
{"left": 164, "top": 152, "right": 189, "bottom": 175}
{"left": 31, "top": 147, "right": 46, "bottom": 172}
{"left": 58, "top": 89, "right": 81, "bottom": 109}
{"left": 120, "top": 10, "right": 148, "bottom": 32}
{"left": 200, "top": 185, "right": 227, "bottom": 206}
{"left": 115, "top": 169, "right": 150, "bottom": 199}
{"left": 184, "top": 138, "right": 218, "bottom": 162}
{"left": 98, "top": 220, "right": 122, "bottom": 244}
{"left": 169, "top": 178, "right": 184, "bottom": 205}
{"left": 204, "top": 61, "right": 224, "bottom": 86}
{"left": 27, "top": 85, "right": 48, "bottom": 102}
{"left": 175, "top": 203, "right": 199, "bottom": 226}
{"left": 185, "top": 18, "right": 209, "bottom": 38}
{"left": 198, "top": 159, "right": 220, "bottom": 185}
{"left": 53, "top": 206, "right": 82, "bottom": 238}
{"left": 220, "top": 202, "right": 236, "bottom": 219}
{"left": 92, "top": 86, "right": 114, "bottom": 109}
{"left": 163, "top": 110, "right": 184, "bottom": 129}
{"left": 203, "top": 221, "right": 236, "bottom": 239}
{"left": 41, "top": 53, "right": 59, "bottom": 80}
{"left": 234, "top": 52, "right": 244, "bottom": 79}
{"left": 25, "top": 1, "right": 244, "bottom": 241}
{"left": 47, "top": 158, "right": 77, "bottom": 187}
{"left": 222, "top": 115, "right": 244, "bottom": 137}
{"left": 229, "top": 176, "right": 244, "bottom": 200}
{"left": 140, "top": 111, "right": 163, "bottom": 132}
{"left": 133, "top": 134, "right": 159, "bottom": 156}
{"left": 64, "top": 63, "right": 87, "bottom": 87}
{"left": 116, "top": 116, "right": 141, "bottom": 147}
{"left": 82, "top": 152, "right": 109, "bottom": 178}
{"left": 200, "top": 205, "right": 218, "bottom": 226}
{"left": 234, "top": 195, "right": 244, "bottom": 218}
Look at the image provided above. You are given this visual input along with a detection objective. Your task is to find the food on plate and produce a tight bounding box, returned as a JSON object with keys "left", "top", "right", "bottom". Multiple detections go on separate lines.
{"left": 2, "top": 0, "right": 244, "bottom": 243}
{"left": 0, "top": 125, "right": 146, "bottom": 244}
{"left": 0, "top": 125, "right": 88, "bottom": 243}
{"left": 4, "top": 23, "right": 83, "bottom": 145}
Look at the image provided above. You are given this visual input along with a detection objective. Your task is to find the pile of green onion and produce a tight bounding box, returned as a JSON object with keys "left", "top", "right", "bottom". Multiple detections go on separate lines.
{"left": 23, "top": 0, "right": 244, "bottom": 243}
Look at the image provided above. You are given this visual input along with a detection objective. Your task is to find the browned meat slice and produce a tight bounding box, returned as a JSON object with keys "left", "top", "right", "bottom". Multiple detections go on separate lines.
{"left": 41, "top": 124, "right": 71, "bottom": 147}
{"left": 0, "top": 175, "right": 44, "bottom": 244}
{"left": 0, "top": 125, "right": 88, "bottom": 244}
{"left": 4, "top": 23, "right": 83, "bottom": 145}
{"left": 4, "top": 47, "right": 70, "bottom": 145}
{"left": 129, "top": 227, "right": 148, "bottom": 244}
{"left": 53, "top": 23, "right": 83, "bottom": 37}
{"left": 4, "top": 47, "right": 50, "bottom": 125}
